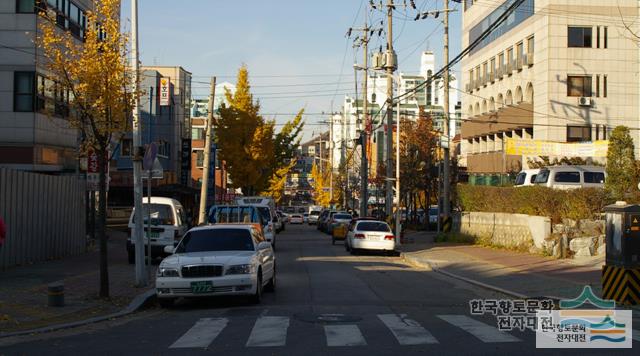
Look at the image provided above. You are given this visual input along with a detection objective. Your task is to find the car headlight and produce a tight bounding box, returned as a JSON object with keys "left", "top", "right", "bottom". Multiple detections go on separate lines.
{"left": 157, "top": 267, "right": 179, "bottom": 277}
{"left": 226, "top": 264, "right": 254, "bottom": 275}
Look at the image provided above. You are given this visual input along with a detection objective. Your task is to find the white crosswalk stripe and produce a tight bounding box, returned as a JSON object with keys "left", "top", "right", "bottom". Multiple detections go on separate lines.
{"left": 378, "top": 314, "right": 439, "bottom": 345}
{"left": 438, "top": 315, "right": 521, "bottom": 343}
{"left": 324, "top": 325, "right": 367, "bottom": 347}
{"left": 246, "top": 316, "right": 290, "bottom": 347}
{"left": 169, "top": 318, "right": 229, "bottom": 349}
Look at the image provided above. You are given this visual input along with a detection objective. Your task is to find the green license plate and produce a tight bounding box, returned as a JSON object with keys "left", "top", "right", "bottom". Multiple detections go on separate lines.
{"left": 148, "top": 231, "right": 159, "bottom": 238}
{"left": 191, "top": 281, "right": 214, "bottom": 293}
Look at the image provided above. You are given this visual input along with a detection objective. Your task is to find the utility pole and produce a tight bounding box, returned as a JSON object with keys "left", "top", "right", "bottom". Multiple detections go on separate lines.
{"left": 385, "top": 0, "right": 396, "bottom": 219}
{"left": 442, "top": 0, "right": 451, "bottom": 229}
{"left": 198, "top": 77, "right": 216, "bottom": 225}
{"left": 131, "top": 0, "right": 146, "bottom": 287}
{"left": 361, "top": 24, "right": 369, "bottom": 218}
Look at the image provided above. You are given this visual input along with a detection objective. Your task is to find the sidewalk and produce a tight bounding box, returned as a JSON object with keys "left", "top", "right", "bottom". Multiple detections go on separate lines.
{"left": 0, "top": 229, "right": 154, "bottom": 334}
{"left": 399, "top": 231, "right": 603, "bottom": 301}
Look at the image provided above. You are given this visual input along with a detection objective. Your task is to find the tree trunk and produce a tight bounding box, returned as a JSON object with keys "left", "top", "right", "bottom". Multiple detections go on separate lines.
{"left": 98, "top": 146, "right": 109, "bottom": 298}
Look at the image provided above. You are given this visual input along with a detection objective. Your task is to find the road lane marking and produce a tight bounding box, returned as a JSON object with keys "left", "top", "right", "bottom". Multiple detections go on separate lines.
{"left": 324, "top": 325, "right": 367, "bottom": 346}
{"left": 437, "top": 315, "right": 521, "bottom": 343}
{"left": 169, "top": 318, "right": 228, "bottom": 349}
{"left": 378, "top": 314, "right": 439, "bottom": 345}
{"left": 246, "top": 316, "right": 290, "bottom": 347}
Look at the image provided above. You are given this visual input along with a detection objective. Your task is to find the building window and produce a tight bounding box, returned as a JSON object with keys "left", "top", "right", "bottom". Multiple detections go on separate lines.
{"left": 158, "top": 140, "right": 170, "bottom": 158}
{"left": 595, "top": 75, "right": 600, "bottom": 97}
{"left": 120, "top": 139, "right": 132, "bottom": 157}
{"left": 16, "top": 0, "right": 35, "bottom": 13}
{"left": 567, "top": 75, "right": 592, "bottom": 97}
{"left": 482, "top": 62, "right": 488, "bottom": 84}
{"left": 191, "top": 128, "right": 204, "bottom": 140}
{"left": 44, "top": 0, "right": 86, "bottom": 40}
{"left": 567, "top": 125, "right": 592, "bottom": 142}
{"left": 516, "top": 41, "right": 524, "bottom": 69}
{"left": 603, "top": 75, "right": 607, "bottom": 97}
{"left": 596, "top": 26, "right": 600, "bottom": 48}
{"left": 14, "top": 71, "right": 35, "bottom": 112}
{"left": 490, "top": 57, "right": 496, "bottom": 80}
{"left": 568, "top": 26, "right": 592, "bottom": 48}
{"left": 604, "top": 27, "right": 608, "bottom": 48}
{"left": 527, "top": 36, "right": 534, "bottom": 54}
{"left": 498, "top": 52, "right": 505, "bottom": 78}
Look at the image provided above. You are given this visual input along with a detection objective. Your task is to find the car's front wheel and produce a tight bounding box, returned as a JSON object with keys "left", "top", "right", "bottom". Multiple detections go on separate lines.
{"left": 251, "top": 273, "right": 263, "bottom": 304}
{"left": 265, "top": 264, "right": 276, "bottom": 292}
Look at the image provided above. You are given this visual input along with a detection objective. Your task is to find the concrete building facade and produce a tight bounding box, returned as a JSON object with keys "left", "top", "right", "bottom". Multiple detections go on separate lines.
{"left": 0, "top": 0, "right": 94, "bottom": 172}
{"left": 460, "top": 0, "right": 640, "bottom": 178}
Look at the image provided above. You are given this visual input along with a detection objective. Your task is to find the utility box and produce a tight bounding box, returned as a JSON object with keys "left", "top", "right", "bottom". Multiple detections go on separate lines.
{"left": 602, "top": 202, "right": 640, "bottom": 305}
{"left": 603, "top": 202, "right": 640, "bottom": 267}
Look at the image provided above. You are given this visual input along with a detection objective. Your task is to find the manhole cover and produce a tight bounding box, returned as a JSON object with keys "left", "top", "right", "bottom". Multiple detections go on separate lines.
{"left": 294, "top": 313, "right": 362, "bottom": 324}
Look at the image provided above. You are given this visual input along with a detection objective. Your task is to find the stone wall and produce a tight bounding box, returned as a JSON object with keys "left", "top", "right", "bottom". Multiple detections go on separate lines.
{"left": 453, "top": 212, "right": 551, "bottom": 250}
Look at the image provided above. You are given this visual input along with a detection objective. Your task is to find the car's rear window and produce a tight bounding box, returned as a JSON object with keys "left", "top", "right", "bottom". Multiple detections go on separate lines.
{"left": 515, "top": 172, "right": 525, "bottom": 186}
{"left": 334, "top": 214, "right": 352, "bottom": 220}
{"left": 257, "top": 207, "right": 271, "bottom": 225}
{"left": 310, "top": 211, "right": 321, "bottom": 216}
{"left": 209, "top": 206, "right": 259, "bottom": 224}
{"left": 176, "top": 229, "right": 254, "bottom": 253}
{"left": 356, "top": 221, "right": 391, "bottom": 232}
{"left": 133, "top": 203, "right": 174, "bottom": 225}
{"left": 584, "top": 172, "right": 605, "bottom": 183}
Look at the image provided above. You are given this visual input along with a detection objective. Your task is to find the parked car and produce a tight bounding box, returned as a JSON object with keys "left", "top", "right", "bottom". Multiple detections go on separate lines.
{"left": 345, "top": 220, "right": 395, "bottom": 255}
{"left": 317, "top": 210, "right": 333, "bottom": 231}
{"left": 303, "top": 213, "right": 309, "bottom": 223}
{"left": 428, "top": 206, "right": 438, "bottom": 225}
{"left": 327, "top": 213, "right": 353, "bottom": 235}
{"left": 514, "top": 169, "right": 540, "bottom": 187}
{"left": 534, "top": 165, "right": 605, "bottom": 189}
{"left": 276, "top": 211, "right": 287, "bottom": 232}
{"left": 289, "top": 214, "right": 304, "bottom": 224}
{"left": 308, "top": 210, "right": 321, "bottom": 225}
{"left": 127, "top": 197, "right": 189, "bottom": 264}
{"left": 155, "top": 224, "right": 275, "bottom": 307}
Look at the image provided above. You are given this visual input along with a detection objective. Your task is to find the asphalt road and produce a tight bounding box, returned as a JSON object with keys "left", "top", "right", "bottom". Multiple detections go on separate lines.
{"left": 1, "top": 224, "right": 636, "bottom": 355}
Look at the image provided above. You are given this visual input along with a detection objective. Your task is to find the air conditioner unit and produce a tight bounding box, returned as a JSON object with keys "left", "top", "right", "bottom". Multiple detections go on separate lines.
{"left": 578, "top": 97, "right": 592, "bottom": 107}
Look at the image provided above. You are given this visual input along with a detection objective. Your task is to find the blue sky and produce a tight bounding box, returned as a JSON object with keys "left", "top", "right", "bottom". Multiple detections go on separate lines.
{"left": 120, "top": 0, "right": 462, "bottom": 141}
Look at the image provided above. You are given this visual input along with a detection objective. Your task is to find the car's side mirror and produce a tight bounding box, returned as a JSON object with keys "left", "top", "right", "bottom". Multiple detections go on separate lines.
{"left": 164, "top": 245, "right": 175, "bottom": 254}
{"left": 258, "top": 241, "right": 271, "bottom": 250}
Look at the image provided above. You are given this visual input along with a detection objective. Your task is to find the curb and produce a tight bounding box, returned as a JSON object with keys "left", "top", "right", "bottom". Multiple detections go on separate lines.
{"left": 402, "top": 251, "right": 540, "bottom": 300}
{"left": 0, "top": 289, "right": 156, "bottom": 339}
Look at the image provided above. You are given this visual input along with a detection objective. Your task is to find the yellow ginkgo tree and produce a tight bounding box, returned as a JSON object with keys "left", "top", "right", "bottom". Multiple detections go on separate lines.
{"left": 310, "top": 162, "right": 331, "bottom": 207}
{"left": 37, "top": 0, "right": 139, "bottom": 298}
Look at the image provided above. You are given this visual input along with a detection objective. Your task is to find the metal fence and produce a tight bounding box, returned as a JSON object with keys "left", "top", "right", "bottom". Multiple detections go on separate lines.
{"left": 0, "top": 168, "right": 86, "bottom": 270}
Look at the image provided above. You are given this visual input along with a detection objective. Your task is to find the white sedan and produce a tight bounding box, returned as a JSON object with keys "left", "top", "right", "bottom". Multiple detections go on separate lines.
{"left": 345, "top": 220, "right": 396, "bottom": 255}
{"left": 155, "top": 225, "right": 276, "bottom": 307}
{"left": 289, "top": 214, "right": 304, "bottom": 224}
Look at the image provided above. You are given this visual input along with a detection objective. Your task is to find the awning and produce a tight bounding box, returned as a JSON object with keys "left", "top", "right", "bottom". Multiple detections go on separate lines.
{"left": 461, "top": 102, "right": 533, "bottom": 139}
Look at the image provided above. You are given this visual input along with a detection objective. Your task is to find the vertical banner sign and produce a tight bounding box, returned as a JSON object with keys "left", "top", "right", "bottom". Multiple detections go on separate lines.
{"left": 160, "top": 77, "right": 170, "bottom": 106}
{"left": 181, "top": 139, "right": 191, "bottom": 186}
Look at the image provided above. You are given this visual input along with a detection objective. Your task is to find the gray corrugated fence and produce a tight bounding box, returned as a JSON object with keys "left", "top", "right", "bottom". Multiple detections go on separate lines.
{"left": 0, "top": 168, "right": 86, "bottom": 270}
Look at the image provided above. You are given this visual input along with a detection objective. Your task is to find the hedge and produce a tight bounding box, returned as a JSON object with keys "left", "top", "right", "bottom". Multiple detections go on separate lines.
{"left": 456, "top": 185, "right": 615, "bottom": 223}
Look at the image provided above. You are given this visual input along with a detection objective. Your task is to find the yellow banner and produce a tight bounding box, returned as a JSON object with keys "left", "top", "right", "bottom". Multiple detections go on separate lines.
{"left": 504, "top": 138, "right": 608, "bottom": 157}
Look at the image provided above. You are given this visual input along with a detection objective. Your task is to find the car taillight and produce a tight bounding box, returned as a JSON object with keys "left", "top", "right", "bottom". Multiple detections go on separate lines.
{"left": 384, "top": 235, "right": 395, "bottom": 241}
{"left": 354, "top": 233, "right": 365, "bottom": 239}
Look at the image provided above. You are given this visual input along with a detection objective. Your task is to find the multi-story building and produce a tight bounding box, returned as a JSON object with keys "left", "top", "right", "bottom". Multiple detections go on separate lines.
{"left": 0, "top": 0, "right": 94, "bottom": 172}
{"left": 460, "top": 0, "right": 639, "bottom": 181}
{"left": 109, "top": 69, "right": 187, "bottom": 205}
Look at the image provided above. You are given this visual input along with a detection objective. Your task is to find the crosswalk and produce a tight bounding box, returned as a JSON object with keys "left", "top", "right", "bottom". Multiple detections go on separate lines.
{"left": 168, "top": 313, "right": 525, "bottom": 349}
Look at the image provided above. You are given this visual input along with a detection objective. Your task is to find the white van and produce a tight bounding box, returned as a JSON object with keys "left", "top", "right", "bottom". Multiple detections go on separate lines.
{"left": 126, "top": 197, "right": 189, "bottom": 263}
{"left": 514, "top": 169, "right": 540, "bottom": 187}
{"left": 235, "top": 196, "right": 278, "bottom": 248}
{"left": 533, "top": 165, "right": 606, "bottom": 189}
